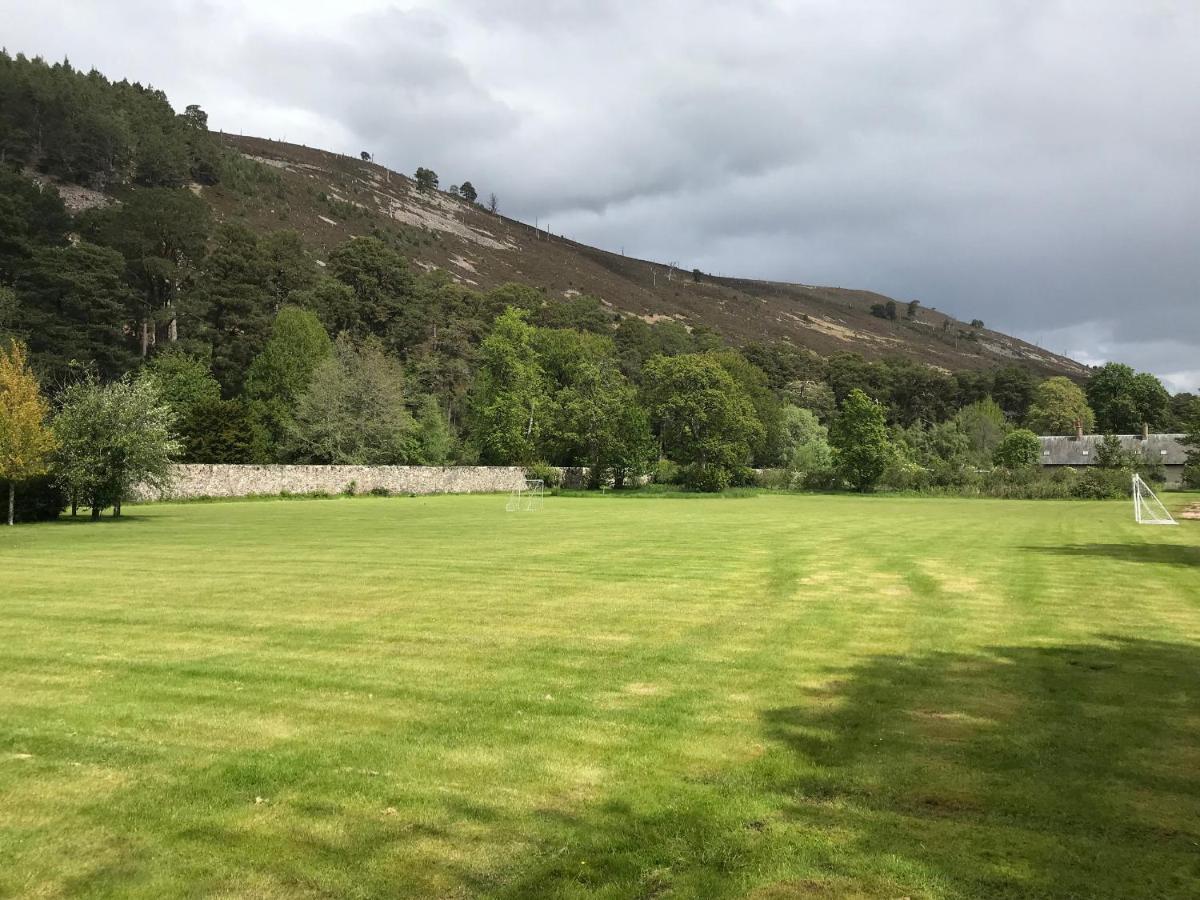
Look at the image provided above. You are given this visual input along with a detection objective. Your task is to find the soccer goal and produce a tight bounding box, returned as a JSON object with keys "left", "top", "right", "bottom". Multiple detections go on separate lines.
{"left": 506, "top": 478, "right": 544, "bottom": 512}
{"left": 1132, "top": 474, "right": 1176, "bottom": 525}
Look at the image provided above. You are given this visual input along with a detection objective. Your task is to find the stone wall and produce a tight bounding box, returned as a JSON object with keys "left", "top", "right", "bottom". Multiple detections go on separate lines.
{"left": 135, "top": 464, "right": 529, "bottom": 501}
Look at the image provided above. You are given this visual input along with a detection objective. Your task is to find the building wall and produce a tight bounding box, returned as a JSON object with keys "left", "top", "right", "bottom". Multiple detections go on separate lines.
{"left": 134, "top": 464, "right": 529, "bottom": 501}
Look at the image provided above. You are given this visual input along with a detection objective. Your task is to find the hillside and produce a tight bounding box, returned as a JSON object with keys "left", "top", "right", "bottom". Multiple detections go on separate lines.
{"left": 202, "top": 134, "right": 1086, "bottom": 378}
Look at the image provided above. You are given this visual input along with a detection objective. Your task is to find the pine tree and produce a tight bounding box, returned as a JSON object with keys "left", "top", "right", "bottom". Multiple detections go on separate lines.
{"left": 0, "top": 341, "right": 56, "bottom": 525}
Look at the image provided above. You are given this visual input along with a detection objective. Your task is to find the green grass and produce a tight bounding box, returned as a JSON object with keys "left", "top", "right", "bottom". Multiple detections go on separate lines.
{"left": 3, "top": 493, "right": 1199, "bottom": 899}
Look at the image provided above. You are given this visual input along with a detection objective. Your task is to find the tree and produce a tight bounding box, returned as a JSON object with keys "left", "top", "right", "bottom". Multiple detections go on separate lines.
{"left": 829, "top": 389, "right": 890, "bottom": 492}
{"left": 1025, "top": 377, "right": 1095, "bottom": 435}
{"left": 993, "top": 428, "right": 1040, "bottom": 469}
{"left": 783, "top": 380, "right": 836, "bottom": 423}
{"left": 79, "top": 187, "right": 210, "bottom": 356}
{"left": 459, "top": 181, "right": 478, "bottom": 204}
{"left": 414, "top": 167, "right": 439, "bottom": 192}
{"left": 954, "top": 398, "right": 1009, "bottom": 465}
{"left": 244, "top": 306, "right": 332, "bottom": 452}
{"left": 325, "top": 237, "right": 417, "bottom": 353}
{"left": 53, "top": 375, "right": 178, "bottom": 517}
{"left": 1182, "top": 421, "right": 1200, "bottom": 489}
{"left": 470, "top": 308, "right": 548, "bottom": 465}
{"left": 13, "top": 241, "right": 139, "bottom": 381}
{"left": 360, "top": 151, "right": 371, "bottom": 162}
{"left": 870, "top": 301, "right": 897, "bottom": 321}
{"left": 181, "top": 398, "right": 267, "bottom": 463}
{"left": 906, "top": 300, "right": 920, "bottom": 320}
{"left": 780, "top": 406, "right": 833, "bottom": 481}
{"left": 535, "top": 328, "right": 652, "bottom": 486}
{"left": 991, "top": 365, "right": 1036, "bottom": 420}
{"left": 0, "top": 342, "right": 56, "bottom": 525}
{"left": 413, "top": 395, "right": 454, "bottom": 465}
{"left": 1086, "top": 363, "right": 1171, "bottom": 433}
{"left": 143, "top": 349, "right": 221, "bottom": 419}
{"left": 487, "top": 193, "right": 498, "bottom": 214}
{"left": 642, "top": 352, "right": 763, "bottom": 491}
{"left": 290, "top": 336, "right": 417, "bottom": 464}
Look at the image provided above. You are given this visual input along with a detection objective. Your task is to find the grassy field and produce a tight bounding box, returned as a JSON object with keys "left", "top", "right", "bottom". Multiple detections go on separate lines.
{"left": 3, "top": 492, "right": 1199, "bottom": 899}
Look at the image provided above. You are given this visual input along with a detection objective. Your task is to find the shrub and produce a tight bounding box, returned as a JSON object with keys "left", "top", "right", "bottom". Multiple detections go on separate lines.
{"left": 993, "top": 429, "right": 1041, "bottom": 469}
{"left": 369, "top": 486, "right": 391, "bottom": 497}
{"left": 651, "top": 459, "right": 682, "bottom": 485}
{"left": 683, "top": 464, "right": 731, "bottom": 493}
{"left": 1071, "top": 467, "right": 1130, "bottom": 500}
{"left": 12, "top": 475, "right": 66, "bottom": 522}
{"left": 525, "top": 461, "right": 561, "bottom": 488}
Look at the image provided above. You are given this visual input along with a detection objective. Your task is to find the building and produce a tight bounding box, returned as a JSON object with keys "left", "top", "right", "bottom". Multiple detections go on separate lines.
{"left": 1038, "top": 431, "right": 1189, "bottom": 485}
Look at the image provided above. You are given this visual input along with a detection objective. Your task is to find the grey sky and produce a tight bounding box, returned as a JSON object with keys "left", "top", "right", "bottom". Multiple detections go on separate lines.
{"left": 4, "top": 0, "right": 1198, "bottom": 390}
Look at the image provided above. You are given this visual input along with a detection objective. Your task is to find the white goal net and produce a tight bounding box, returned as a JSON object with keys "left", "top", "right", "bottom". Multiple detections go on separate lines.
{"left": 506, "top": 478, "right": 544, "bottom": 512}
{"left": 1132, "top": 474, "right": 1176, "bottom": 526}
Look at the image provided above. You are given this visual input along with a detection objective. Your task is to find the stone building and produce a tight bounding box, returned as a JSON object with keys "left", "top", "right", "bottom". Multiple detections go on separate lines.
{"left": 1037, "top": 431, "right": 1188, "bottom": 485}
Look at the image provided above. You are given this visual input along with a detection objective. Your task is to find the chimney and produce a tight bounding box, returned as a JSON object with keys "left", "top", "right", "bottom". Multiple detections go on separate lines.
{"left": 1142, "top": 421, "right": 1150, "bottom": 441}
{"left": 1074, "top": 419, "right": 1084, "bottom": 440}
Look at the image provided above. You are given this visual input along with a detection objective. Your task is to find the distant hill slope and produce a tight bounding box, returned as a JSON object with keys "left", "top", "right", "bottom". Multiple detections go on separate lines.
{"left": 210, "top": 134, "right": 1086, "bottom": 377}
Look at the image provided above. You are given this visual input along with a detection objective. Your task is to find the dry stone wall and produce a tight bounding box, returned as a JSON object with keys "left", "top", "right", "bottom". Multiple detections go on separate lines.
{"left": 135, "top": 465, "right": 528, "bottom": 501}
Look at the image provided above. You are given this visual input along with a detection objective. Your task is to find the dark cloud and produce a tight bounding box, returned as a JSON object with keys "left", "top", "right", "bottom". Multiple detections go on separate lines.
{"left": 3, "top": 0, "right": 1197, "bottom": 389}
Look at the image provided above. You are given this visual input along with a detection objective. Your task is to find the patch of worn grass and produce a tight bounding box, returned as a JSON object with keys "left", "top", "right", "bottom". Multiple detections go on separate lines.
{"left": 2, "top": 493, "right": 1199, "bottom": 898}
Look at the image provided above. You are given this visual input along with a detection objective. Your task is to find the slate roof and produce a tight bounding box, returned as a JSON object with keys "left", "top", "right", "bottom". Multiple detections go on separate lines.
{"left": 1038, "top": 434, "right": 1188, "bottom": 466}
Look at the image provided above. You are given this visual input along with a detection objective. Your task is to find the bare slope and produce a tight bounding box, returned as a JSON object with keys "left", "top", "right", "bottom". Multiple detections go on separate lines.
{"left": 212, "top": 134, "right": 1087, "bottom": 377}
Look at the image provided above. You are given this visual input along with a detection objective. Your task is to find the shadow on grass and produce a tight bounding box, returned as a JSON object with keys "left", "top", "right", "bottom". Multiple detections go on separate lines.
{"left": 1022, "top": 542, "right": 1200, "bottom": 567}
{"left": 493, "top": 638, "right": 1200, "bottom": 899}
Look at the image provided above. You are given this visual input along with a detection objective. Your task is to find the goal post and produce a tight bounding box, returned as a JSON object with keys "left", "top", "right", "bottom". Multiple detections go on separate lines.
{"left": 1132, "top": 474, "right": 1176, "bottom": 526}
{"left": 506, "top": 478, "right": 544, "bottom": 512}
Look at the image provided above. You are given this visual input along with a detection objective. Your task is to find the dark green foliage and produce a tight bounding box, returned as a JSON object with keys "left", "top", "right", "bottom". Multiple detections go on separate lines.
{"left": 458, "top": 181, "right": 478, "bottom": 204}
{"left": 10, "top": 474, "right": 66, "bottom": 522}
{"left": 181, "top": 397, "right": 267, "bottom": 463}
{"left": 829, "top": 389, "right": 890, "bottom": 491}
{"left": 414, "top": 167, "right": 438, "bottom": 191}
{"left": 79, "top": 187, "right": 210, "bottom": 356}
{"left": 534, "top": 294, "right": 613, "bottom": 334}
{"left": 642, "top": 352, "right": 763, "bottom": 491}
{"left": 993, "top": 428, "right": 1040, "bottom": 469}
{"left": 870, "top": 300, "right": 897, "bottom": 320}
{"left": 1086, "top": 363, "right": 1171, "bottom": 433}
{"left": 325, "top": 236, "right": 417, "bottom": 353}
{"left": 991, "top": 365, "right": 1037, "bottom": 420}
{"left": 14, "top": 241, "right": 139, "bottom": 380}
{"left": 0, "top": 52, "right": 225, "bottom": 188}
{"left": 0, "top": 167, "right": 71, "bottom": 283}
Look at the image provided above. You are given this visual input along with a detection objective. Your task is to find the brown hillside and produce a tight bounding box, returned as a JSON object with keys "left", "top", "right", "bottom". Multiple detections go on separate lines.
{"left": 209, "top": 134, "right": 1088, "bottom": 377}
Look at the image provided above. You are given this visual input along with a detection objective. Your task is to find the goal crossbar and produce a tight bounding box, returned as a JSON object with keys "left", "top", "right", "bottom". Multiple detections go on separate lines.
{"left": 506, "top": 478, "right": 544, "bottom": 512}
{"left": 1132, "top": 474, "right": 1177, "bottom": 526}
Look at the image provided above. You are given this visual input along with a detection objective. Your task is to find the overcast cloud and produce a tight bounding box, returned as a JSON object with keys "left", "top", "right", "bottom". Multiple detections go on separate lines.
{"left": 4, "top": 0, "right": 1197, "bottom": 390}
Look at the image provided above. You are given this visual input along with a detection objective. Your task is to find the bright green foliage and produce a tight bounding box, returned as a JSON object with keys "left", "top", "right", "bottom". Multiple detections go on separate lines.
{"left": 180, "top": 397, "right": 268, "bottom": 464}
{"left": 713, "top": 350, "right": 785, "bottom": 467}
{"left": 143, "top": 349, "right": 221, "bottom": 420}
{"left": 829, "top": 388, "right": 890, "bottom": 491}
{"left": 413, "top": 395, "right": 454, "bottom": 465}
{"left": 993, "top": 428, "right": 1041, "bottom": 469}
{"left": 536, "top": 329, "right": 653, "bottom": 485}
{"left": 245, "top": 307, "right": 332, "bottom": 452}
{"left": 470, "top": 308, "right": 548, "bottom": 465}
{"left": 642, "top": 352, "right": 763, "bottom": 491}
{"left": 13, "top": 241, "right": 139, "bottom": 380}
{"left": 955, "top": 397, "right": 1010, "bottom": 465}
{"left": 1086, "top": 363, "right": 1171, "bottom": 433}
{"left": 779, "top": 405, "right": 833, "bottom": 480}
{"left": 52, "top": 375, "right": 178, "bottom": 517}
{"left": 290, "top": 336, "right": 416, "bottom": 464}
{"left": 1025, "top": 376, "right": 1095, "bottom": 435}
{"left": 5, "top": 495, "right": 1199, "bottom": 896}
{"left": 0, "top": 341, "right": 56, "bottom": 524}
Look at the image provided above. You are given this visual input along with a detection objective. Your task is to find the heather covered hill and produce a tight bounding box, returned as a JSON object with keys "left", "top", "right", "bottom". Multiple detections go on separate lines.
{"left": 213, "top": 134, "right": 1085, "bottom": 378}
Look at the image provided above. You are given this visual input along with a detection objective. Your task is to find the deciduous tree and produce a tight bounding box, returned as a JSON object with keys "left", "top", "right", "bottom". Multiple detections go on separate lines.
{"left": 1025, "top": 377, "right": 1095, "bottom": 435}
{"left": 829, "top": 388, "right": 889, "bottom": 492}
{"left": 0, "top": 341, "right": 56, "bottom": 524}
